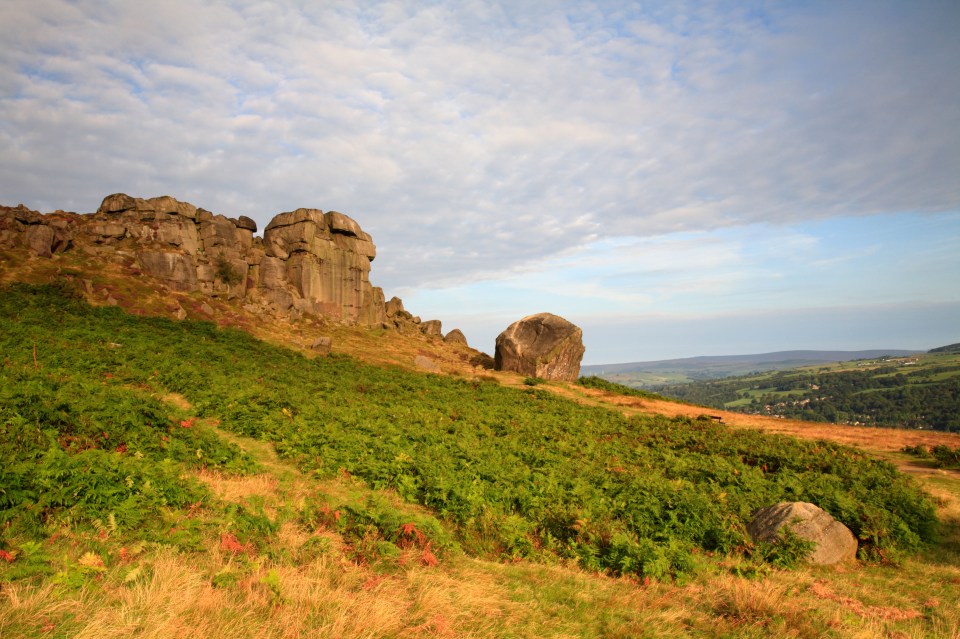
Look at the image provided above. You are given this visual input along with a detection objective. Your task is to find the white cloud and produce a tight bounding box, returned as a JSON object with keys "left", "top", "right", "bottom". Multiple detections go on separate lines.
{"left": 1, "top": 0, "right": 957, "bottom": 301}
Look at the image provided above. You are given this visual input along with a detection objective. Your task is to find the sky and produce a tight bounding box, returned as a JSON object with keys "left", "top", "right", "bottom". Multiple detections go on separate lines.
{"left": 1, "top": 0, "right": 958, "bottom": 364}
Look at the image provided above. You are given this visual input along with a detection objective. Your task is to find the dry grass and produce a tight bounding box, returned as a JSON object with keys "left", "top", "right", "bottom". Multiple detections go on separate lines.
{"left": 195, "top": 470, "right": 280, "bottom": 506}
{"left": 9, "top": 549, "right": 955, "bottom": 639}
{"left": 0, "top": 549, "right": 524, "bottom": 639}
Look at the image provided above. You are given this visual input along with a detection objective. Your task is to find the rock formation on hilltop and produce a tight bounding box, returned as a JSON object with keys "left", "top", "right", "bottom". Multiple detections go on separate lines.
{"left": 494, "top": 313, "right": 585, "bottom": 381}
{"left": 0, "top": 194, "right": 450, "bottom": 336}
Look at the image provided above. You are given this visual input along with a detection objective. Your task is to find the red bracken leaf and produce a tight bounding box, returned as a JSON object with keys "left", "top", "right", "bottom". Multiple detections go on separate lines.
{"left": 420, "top": 545, "right": 438, "bottom": 567}
{"left": 220, "top": 533, "right": 253, "bottom": 555}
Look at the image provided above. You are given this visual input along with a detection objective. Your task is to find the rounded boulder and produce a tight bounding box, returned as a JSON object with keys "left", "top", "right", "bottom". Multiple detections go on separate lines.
{"left": 494, "top": 313, "right": 585, "bottom": 381}
{"left": 747, "top": 501, "right": 858, "bottom": 565}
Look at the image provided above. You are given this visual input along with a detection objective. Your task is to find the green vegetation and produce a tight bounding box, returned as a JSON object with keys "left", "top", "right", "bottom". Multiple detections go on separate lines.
{"left": 577, "top": 375, "right": 667, "bottom": 400}
{"left": 903, "top": 444, "right": 960, "bottom": 470}
{"left": 929, "top": 342, "right": 960, "bottom": 354}
{"left": 0, "top": 284, "right": 941, "bottom": 586}
{"left": 656, "top": 354, "right": 960, "bottom": 431}
{"left": 214, "top": 252, "right": 243, "bottom": 286}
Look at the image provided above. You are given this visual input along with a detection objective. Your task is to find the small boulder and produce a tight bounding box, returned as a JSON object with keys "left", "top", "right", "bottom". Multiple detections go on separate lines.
{"left": 494, "top": 313, "right": 585, "bottom": 381}
{"left": 444, "top": 329, "right": 468, "bottom": 346}
{"left": 420, "top": 319, "right": 442, "bottom": 337}
{"left": 311, "top": 336, "right": 332, "bottom": 354}
{"left": 385, "top": 296, "right": 405, "bottom": 318}
{"left": 235, "top": 216, "right": 257, "bottom": 232}
{"left": 747, "top": 502, "right": 857, "bottom": 565}
{"left": 414, "top": 355, "right": 440, "bottom": 373}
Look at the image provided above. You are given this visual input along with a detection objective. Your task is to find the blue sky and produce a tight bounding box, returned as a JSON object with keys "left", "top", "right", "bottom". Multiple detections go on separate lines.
{"left": 1, "top": 1, "right": 958, "bottom": 363}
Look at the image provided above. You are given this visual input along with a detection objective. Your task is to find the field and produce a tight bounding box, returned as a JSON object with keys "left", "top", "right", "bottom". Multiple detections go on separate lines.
{"left": 2, "top": 283, "right": 960, "bottom": 638}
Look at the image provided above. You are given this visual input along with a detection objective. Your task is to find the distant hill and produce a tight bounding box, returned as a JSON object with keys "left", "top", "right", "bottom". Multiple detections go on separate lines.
{"left": 930, "top": 343, "right": 960, "bottom": 354}
{"left": 581, "top": 350, "right": 923, "bottom": 387}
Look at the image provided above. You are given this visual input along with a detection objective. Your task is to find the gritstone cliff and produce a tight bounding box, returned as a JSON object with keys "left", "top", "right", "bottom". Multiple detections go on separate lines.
{"left": 0, "top": 193, "right": 450, "bottom": 340}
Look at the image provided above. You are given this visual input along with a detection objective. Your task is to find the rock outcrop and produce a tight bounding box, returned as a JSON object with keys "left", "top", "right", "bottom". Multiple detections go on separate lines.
{"left": 494, "top": 313, "right": 585, "bottom": 381}
{"left": 747, "top": 502, "right": 858, "bottom": 565}
{"left": 383, "top": 294, "right": 445, "bottom": 338}
{"left": 260, "top": 208, "right": 383, "bottom": 325}
{"left": 0, "top": 205, "right": 74, "bottom": 258}
{"left": 443, "top": 329, "right": 468, "bottom": 346}
{"left": 1, "top": 194, "right": 389, "bottom": 326}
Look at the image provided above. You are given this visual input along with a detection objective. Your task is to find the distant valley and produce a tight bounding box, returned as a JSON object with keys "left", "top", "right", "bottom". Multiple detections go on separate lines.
{"left": 586, "top": 345, "right": 960, "bottom": 431}
{"left": 581, "top": 349, "right": 924, "bottom": 387}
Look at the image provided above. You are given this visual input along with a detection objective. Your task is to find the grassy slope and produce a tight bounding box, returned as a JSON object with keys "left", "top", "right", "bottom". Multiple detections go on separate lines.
{"left": 1, "top": 284, "right": 960, "bottom": 637}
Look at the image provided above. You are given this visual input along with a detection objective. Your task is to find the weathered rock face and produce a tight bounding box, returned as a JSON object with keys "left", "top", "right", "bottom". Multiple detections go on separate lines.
{"left": 747, "top": 502, "right": 858, "bottom": 565}
{"left": 494, "top": 313, "right": 585, "bottom": 381}
{"left": 261, "top": 208, "right": 384, "bottom": 325}
{"left": 0, "top": 194, "right": 388, "bottom": 327}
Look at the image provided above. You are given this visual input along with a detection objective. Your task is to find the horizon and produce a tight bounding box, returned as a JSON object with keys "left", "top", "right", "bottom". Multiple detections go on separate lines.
{"left": 2, "top": 1, "right": 958, "bottom": 363}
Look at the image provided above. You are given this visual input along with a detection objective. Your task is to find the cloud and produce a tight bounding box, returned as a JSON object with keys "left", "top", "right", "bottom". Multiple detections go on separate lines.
{"left": 575, "top": 299, "right": 960, "bottom": 364}
{"left": 0, "top": 0, "right": 958, "bottom": 299}
{"left": 402, "top": 209, "right": 960, "bottom": 358}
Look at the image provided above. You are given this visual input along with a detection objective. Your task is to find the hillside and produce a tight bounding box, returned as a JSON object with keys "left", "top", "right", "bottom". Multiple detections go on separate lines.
{"left": 2, "top": 284, "right": 960, "bottom": 638}
{"left": 581, "top": 350, "right": 923, "bottom": 387}
{"left": 3, "top": 199, "right": 960, "bottom": 637}
{"left": 653, "top": 351, "right": 960, "bottom": 431}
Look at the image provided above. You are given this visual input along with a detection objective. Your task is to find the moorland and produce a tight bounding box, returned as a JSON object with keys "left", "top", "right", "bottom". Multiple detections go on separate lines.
{"left": 1, "top": 282, "right": 959, "bottom": 638}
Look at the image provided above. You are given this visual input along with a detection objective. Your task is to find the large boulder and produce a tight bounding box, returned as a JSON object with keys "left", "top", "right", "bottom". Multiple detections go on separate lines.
{"left": 494, "top": 313, "right": 585, "bottom": 381}
{"left": 747, "top": 502, "right": 857, "bottom": 565}
{"left": 385, "top": 296, "right": 405, "bottom": 318}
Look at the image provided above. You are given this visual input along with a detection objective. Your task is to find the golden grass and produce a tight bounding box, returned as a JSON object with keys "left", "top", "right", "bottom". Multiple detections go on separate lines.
{"left": 0, "top": 548, "right": 528, "bottom": 639}
{"left": 195, "top": 469, "right": 280, "bottom": 505}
